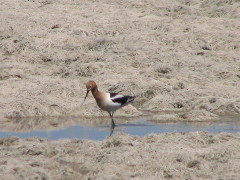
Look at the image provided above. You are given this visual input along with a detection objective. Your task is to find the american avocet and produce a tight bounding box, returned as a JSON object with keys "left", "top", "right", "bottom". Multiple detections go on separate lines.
{"left": 82, "top": 80, "right": 135, "bottom": 129}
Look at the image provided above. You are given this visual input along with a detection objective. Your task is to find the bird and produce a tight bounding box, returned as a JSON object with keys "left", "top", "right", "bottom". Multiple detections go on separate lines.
{"left": 82, "top": 80, "right": 135, "bottom": 130}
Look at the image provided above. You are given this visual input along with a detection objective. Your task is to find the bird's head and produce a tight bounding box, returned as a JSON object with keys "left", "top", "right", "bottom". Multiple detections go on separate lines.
{"left": 82, "top": 80, "right": 97, "bottom": 105}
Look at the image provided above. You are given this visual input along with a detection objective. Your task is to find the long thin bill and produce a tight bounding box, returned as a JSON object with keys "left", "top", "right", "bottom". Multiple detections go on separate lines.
{"left": 82, "top": 90, "right": 90, "bottom": 105}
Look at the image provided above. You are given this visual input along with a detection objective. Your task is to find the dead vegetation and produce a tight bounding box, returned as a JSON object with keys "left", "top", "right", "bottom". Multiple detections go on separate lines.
{"left": 0, "top": 132, "right": 240, "bottom": 179}
{"left": 0, "top": 0, "right": 240, "bottom": 121}
{"left": 0, "top": 0, "right": 240, "bottom": 178}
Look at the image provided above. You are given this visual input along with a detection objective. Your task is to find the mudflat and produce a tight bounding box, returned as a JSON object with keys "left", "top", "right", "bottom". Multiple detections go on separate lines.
{"left": 0, "top": 0, "right": 240, "bottom": 179}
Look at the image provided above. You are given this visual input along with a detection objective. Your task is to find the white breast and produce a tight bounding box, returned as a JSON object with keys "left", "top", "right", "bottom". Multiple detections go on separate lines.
{"left": 99, "top": 93, "right": 122, "bottom": 112}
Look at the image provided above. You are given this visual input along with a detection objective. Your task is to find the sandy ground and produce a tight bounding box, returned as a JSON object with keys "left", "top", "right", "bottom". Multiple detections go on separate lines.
{"left": 1, "top": 0, "right": 240, "bottom": 179}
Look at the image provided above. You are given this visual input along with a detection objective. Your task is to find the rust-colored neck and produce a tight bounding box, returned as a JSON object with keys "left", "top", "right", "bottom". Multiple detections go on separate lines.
{"left": 91, "top": 86, "right": 99, "bottom": 99}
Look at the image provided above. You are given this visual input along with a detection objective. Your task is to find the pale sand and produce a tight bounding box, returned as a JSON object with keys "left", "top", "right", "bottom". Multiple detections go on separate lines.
{"left": 0, "top": 0, "right": 240, "bottom": 179}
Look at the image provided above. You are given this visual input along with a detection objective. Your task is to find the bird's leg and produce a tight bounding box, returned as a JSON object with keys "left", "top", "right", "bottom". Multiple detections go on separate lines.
{"left": 108, "top": 112, "right": 115, "bottom": 136}
{"left": 108, "top": 111, "right": 115, "bottom": 129}
{"left": 111, "top": 112, "right": 115, "bottom": 129}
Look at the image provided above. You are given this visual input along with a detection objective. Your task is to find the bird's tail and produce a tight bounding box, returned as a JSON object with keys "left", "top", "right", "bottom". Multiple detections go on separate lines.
{"left": 127, "top": 96, "right": 135, "bottom": 103}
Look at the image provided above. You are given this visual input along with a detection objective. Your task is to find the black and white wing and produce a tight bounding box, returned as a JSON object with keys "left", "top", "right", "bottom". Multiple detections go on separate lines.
{"left": 110, "top": 93, "right": 135, "bottom": 105}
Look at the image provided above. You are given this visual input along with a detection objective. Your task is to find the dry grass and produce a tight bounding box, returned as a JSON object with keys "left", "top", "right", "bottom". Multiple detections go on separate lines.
{"left": 0, "top": 132, "right": 240, "bottom": 179}
{"left": 0, "top": 1, "right": 240, "bottom": 178}
{"left": 0, "top": 0, "right": 240, "bottom": 121}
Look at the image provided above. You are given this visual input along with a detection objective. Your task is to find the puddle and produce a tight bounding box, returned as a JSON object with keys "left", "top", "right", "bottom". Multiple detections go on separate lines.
{"left": 0, "top": 115, "right": 240, "bottom": 141}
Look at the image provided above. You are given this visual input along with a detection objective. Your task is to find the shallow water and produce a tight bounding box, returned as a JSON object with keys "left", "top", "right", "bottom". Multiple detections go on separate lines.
{"left": 0, "top": 115, "right": 240, "bottom": 141}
